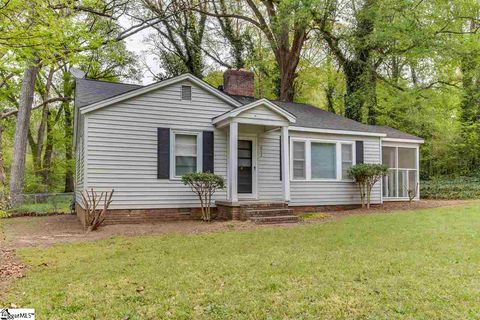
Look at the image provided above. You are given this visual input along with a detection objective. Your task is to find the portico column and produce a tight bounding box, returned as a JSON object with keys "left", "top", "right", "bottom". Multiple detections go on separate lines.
{"left": 281, "top": 126, "right": 290, "bottom": 201}
{"left": 228, "top": 122, "right": 238, "bottom": 202}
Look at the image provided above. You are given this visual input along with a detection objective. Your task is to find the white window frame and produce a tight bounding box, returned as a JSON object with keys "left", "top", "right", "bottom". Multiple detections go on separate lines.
{"left": 170, "top": 130, "right": 203, "bottom": 179}
{"left": 340, "top": 142, "right": 355, "bottom": 181}
{"left": 289, "top": 138, "right": 356, "bottom": 182}
{"left": 292, "top": 140, "right": 306, "bottom": 180}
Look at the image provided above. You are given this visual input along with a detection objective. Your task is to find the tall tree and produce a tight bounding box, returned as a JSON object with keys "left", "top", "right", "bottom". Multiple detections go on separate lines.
{"left": 202, "top": 0, "right": 325, "bottom": 101}
{"left": 211, "top": 0, "right": 251, "bottom": 69}
{"left": 142, "top": 0, "right": 207, "bottom": 78}
{"left": 10, "top": 65, "right": 38, "bottom": 203}
{"left": 317, "top": 0, "right": 380, "bottom": 123}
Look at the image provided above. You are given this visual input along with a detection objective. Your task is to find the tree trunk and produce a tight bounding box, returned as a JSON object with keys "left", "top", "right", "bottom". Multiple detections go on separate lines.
{"left": 343, "top": 58, "right": 377, "bottom": 124}
{"left": 63, "top": 72, "right": 74, "bottom": 192}
{"left": 275, "top": 29, "right": 306, "bottom": 102}
{"left": 41, "top": 109, "right": 56, "bottom": 190}
{"left": 9, "top": 64, "right": 38, "bottom": 205}
{"left": 0, "top": 124, "right": 6, "bottom": 207}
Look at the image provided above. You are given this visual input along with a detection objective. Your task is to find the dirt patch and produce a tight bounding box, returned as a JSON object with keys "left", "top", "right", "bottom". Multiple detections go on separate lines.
{"left": 1, "top": 215, "right": 294, "bottom": 249}
{"left": 0, "top": 228, "right": 25, "bottom": 291}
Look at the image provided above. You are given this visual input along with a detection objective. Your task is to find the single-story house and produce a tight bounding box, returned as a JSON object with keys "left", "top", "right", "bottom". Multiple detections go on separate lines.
{"left": 74, "top": 70, "right": 423, "bottom": 224}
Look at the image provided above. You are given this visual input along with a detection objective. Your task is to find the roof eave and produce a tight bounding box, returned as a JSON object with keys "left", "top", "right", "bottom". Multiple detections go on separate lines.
{"left": 80, "top": 73, "right": 242, "bottom": 114}
{"left": 382, "top": 137, "right": 425, "bottom": 144}
{"left": 212, "top": 98, "right": 297, "bottom": 125}
{"left": 289, "top": 126, "right": 387, "bottom": 137}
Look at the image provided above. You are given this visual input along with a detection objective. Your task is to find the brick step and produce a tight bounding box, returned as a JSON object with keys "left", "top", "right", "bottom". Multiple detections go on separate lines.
{"left": 239, "top": 201, "right": 288, "bottom": 209}
{"left": 250, "top": 215, "right": 299, "bottom": 224}
{"left": 244, "top": 208, "right": 294, "bottom": 217}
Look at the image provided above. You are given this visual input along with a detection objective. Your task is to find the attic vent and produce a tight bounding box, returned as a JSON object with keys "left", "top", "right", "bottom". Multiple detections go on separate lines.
{"left": 181, "top": 85, "right": 192, "bottom": 100}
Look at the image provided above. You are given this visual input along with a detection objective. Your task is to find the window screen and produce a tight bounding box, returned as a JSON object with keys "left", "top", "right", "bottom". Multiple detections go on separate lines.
{"left": 181, "top": 85, "right": 192, "bottom": 100}
{"left": 398, "top": 147, "right": 416, "bottom": 169}
{"left": 382, "top": 147, "right": 396, "bottom": 168}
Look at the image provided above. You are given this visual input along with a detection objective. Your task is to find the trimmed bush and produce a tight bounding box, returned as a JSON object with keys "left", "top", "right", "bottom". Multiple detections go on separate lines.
{"left": 348, "top": 163, "right": 389, "bottom": 208}
{"left": 181, "top": 172, "right": 225, "bottom": 221}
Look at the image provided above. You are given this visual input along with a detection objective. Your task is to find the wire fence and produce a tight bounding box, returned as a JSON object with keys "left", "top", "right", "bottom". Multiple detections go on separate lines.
{"left": 7, "top": 192, "right": 74, "bottom": 214}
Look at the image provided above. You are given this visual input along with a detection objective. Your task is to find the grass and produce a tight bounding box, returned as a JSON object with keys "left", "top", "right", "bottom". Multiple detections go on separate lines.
{"left": 421, "top": 176, "right": 480, "bottom": 199}
{"left": 2, "top": 204, "right": 480, "bottom": 319}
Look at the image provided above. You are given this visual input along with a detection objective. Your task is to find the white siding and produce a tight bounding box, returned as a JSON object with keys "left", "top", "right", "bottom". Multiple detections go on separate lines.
{"left": 84, "top": 80, "right": 232, "bottom": 209}
{"left": 237, "top": 105, "right": 288, "bottom": 123}
{"left": 289, "top": 131, "right": 382, "bottom": 206}
{"left": 74, "top": 114, "right": 85, "bottom": 206}
{"left": 257, "top": 131, "right": 283, "bottom": 200}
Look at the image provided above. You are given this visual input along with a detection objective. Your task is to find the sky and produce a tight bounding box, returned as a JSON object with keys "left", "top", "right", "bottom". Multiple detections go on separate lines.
{"left": 120, "top": 17, "right": 159, "bottom": 85}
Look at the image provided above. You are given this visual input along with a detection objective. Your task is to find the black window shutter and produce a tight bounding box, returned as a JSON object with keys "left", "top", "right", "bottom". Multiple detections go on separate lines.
{"left": 279, "top": 137, "right": 282, "bottom": 181}
{"left": 203, "top": 131, "right": 214, "bottom": 173}
{"left": 157, "top": 128, "right": 170, "bottom": 179}
{"left": 356, "top": 141, "right": 364, "bottom": 164}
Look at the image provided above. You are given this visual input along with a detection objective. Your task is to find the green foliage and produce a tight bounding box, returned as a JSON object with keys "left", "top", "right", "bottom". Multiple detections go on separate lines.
{"left": 348, "top": 164, "right": 389, "bottom": 208}
{"left": 348, "top": 163, "right": 389, "bottom": 183}
{"left": 0, "top": 210, "right": 10, "bottom": 218}
{"left": 181, "top": 172, "right": 225, "bottom": 190}
{"left": 181, "top": 172, "right": 225, "bottom": 221}
{"left": 300, "top": 212, "right": 331, "bottom": 221}
{"left": 3, "top": 205, "right": 480, "bottom": 318}
{"left": 7, "top": 195, "right": 72, "bottom": 214}
{"left": 421, "top": 177, "right": 480, "bottom": 200}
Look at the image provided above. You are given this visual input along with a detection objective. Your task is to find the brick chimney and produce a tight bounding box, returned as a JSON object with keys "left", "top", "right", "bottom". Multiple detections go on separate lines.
{"left": 223, "top": 69, "right": 254, "bottom": 97}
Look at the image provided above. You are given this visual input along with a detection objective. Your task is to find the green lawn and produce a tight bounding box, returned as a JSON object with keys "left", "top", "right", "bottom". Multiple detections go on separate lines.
{"left": 2, "top": 204, "right": 480, "bottom": 319}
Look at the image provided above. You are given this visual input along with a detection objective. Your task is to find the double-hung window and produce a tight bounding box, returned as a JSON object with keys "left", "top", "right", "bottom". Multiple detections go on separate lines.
{"left": 292, "top": 141, "right": 306, "bottom": 179}
{"left": 290, "top": 139, "right": 355, "bottom": 181}
{"left": 172, "top": 132, "right": 201, "bottom": 177}
{"left": 341, "top": 143, "right": 354, "bottom": 180}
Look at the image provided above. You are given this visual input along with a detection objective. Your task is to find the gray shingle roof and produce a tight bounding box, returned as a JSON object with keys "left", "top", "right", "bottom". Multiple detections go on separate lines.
{"left": 74, "top": 77, "right": 423, "bottom": 141}
{"left": 75, "top": 78, "right": 142, "bottom": 108}
{"left": 369, "top": 125, "right": 423, "bottom": 141}
{"left": 227, "top": 94, "right": 423, "bottom": 141}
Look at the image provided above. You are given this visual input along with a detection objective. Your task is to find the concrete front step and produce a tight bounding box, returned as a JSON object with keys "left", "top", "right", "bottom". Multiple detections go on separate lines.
{"left": 250, "top": 215, "right": 299, "bottom": 224}
{"left": 244, "top": 208, "right": 294, "bottom": 217}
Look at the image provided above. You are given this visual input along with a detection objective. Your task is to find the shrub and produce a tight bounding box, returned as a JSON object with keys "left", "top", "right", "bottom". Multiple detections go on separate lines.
{"left": 181, "top": 172, "right": 225, "bottom": 222}
{"left": 81, "top": 189, "right": 114, "bottom": 232}
{"left": 348, "top": 163, "right": 389, "bottom": 208}
{"left": 421, "top": 177, "right": 480, "bottom": 199}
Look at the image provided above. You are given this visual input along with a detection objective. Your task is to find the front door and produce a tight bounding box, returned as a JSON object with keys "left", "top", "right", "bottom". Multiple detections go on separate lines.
{"left": 238, "top": 138, "right": 256, "bottom": 198}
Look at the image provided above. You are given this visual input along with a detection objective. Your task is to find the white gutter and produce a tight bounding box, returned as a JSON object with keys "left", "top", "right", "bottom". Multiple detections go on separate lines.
{"left": 289, "top": 126, "right": 387, "bottom": 137}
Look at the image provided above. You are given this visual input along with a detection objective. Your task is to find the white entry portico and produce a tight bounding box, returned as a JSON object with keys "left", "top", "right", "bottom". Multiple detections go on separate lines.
{"left": 212, "top": 99, "right": 296, "bottom": 203}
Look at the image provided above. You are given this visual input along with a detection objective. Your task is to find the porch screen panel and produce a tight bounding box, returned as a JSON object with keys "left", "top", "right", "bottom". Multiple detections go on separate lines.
{"left": 382, "top": 146, "right": 418, "bottom": 198}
